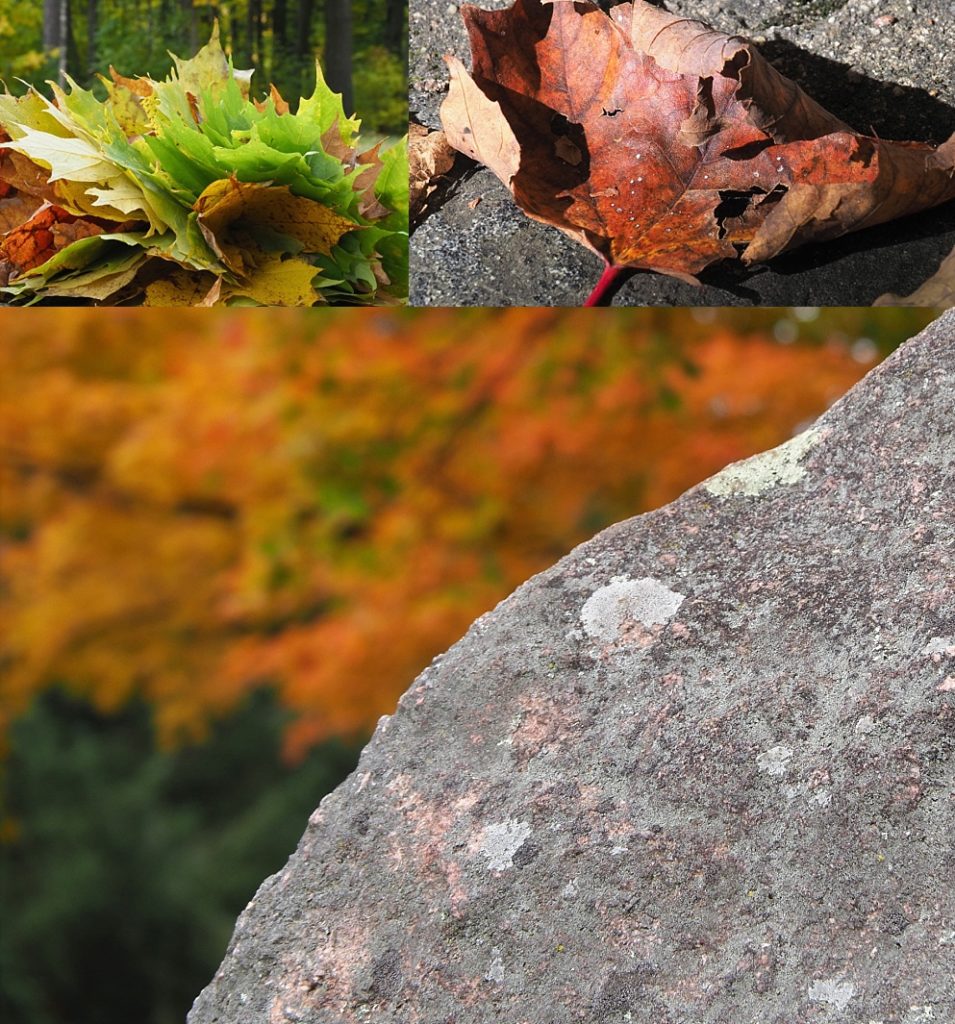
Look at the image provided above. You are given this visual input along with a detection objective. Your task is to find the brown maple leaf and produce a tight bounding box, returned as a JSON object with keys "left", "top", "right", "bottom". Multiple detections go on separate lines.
{"left": 0, "top": 193, "right": 43, "bottom": 234}
{"left": 254, "top": 84, "right": 291, "bottom": 116}
{"left": 439, "top": 0, "right": 955, "bottom": 303}
{"left": 409, "top": 123, "right": 459, "bottom": 228}
{"left": 0, "top": 204, "right": 106, "bottom": 279}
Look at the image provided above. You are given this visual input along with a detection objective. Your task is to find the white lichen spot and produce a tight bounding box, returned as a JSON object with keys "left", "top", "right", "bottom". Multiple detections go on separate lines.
{"left": 485, "top": 948, "right": 505, "bottom": 984}
{"left": 581, "top": 576, "right": 685, "bottom": 641}
{"left": 756, "top": 745, "right": 793, "bottom": 776}
{"left": 703, "top": 426, "right": 821, "bottom": 497}
{"left": 855, "top": 715, "right": 876, "bottom": 735}
{"left": 808, "top": 978, "right": 857, "bottom": 1011}
{"left": 923, "top": 636, "right": 954, "bottom": 657}
{"left": 479, "top": 819, "right": 532, "bottom": 871}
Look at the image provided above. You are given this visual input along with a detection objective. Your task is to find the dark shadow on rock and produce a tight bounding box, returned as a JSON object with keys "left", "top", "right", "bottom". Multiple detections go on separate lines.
{"left": 760, "top": 40, "right": 955, "bottom": 144}
{"left": 761, "top": 199, "right": 955, "bottom": 288}
{"left": 694, "top": 260, "right": 764, "bottom": 302}
{"left": 410, "top": 150, "right": 482, "bottom": 235}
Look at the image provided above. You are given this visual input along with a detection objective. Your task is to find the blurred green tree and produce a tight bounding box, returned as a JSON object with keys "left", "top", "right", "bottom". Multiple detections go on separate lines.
{"left": 0, "top": 0, "right": 406, "bottom": 134}
{"left": 0, "top": 689, "right": 360, "bottom": 1024}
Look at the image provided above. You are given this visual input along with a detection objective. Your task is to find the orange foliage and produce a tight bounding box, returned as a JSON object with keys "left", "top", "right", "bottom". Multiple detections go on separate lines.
{"left": 0, "top": 308, "right": 934, "bottom": 756}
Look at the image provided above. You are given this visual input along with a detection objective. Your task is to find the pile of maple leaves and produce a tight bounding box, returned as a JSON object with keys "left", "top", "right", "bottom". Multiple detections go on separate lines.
{"left": 0, "top": 29, "right": 408, "bottom": 306}
{"left": 436, "top": 0, "right": 955, "bottom": 305}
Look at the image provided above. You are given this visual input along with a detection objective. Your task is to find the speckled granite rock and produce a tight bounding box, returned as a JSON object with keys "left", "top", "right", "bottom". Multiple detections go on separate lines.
{"left": 189, "top": 313, "right": 955, "bottom": 1023}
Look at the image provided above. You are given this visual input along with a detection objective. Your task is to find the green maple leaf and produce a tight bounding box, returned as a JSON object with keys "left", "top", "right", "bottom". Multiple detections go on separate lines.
{"left": 0, "top": 28, "right": 407, "bottom": 306}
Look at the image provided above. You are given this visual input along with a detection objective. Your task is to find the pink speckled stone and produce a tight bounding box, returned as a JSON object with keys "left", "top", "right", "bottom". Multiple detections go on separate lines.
{"left": 190, "top": 312, "right": 955, "bottom": 1024}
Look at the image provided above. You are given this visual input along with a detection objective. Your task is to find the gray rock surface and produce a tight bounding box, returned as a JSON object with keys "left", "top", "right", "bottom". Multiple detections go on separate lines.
{"left": 189, "top": 312, "right": 955, "bottom": 1023}
{"left": 410, "top": 0, "right": 955, "bottom": 306}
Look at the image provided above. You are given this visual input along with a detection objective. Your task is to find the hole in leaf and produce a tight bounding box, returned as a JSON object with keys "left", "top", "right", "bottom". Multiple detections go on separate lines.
{"left": 714, "top": 188, "right": 765, "bottom": 238}
{"left": 757, "top": 184, "right": 788, "bottom": 208}
{"left": 722, "top": 138, "right": 775, "bottom": 160}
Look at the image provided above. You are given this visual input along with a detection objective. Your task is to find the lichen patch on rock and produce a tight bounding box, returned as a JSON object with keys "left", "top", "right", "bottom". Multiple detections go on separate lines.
{"left": 756, "top": 744, "right": 795, "bottom": 776}
{"left": 703, "top": 426, "right": 821, "bottom": 497}
{"left": 476, "top": 819, "right": 532, "bottom": 871}
{"left": 580, "top": 575, "right": 686, "bottom": 642}
{"left": 808, "top": 977, "right": 857, "bottom": 1011}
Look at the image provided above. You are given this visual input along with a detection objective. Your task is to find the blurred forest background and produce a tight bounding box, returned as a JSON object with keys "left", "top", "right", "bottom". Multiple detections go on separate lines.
{"left": 0, "top": 0, "right": 406, "bottom": 134}
{"left": 0, "top": 306, "right": 938, "bottom": 1023}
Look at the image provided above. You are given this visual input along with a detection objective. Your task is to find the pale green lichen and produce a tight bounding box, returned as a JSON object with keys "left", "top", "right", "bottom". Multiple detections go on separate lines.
{"left": 756, "top": 744, "right": 793, "bottom": 777}
{"left": 703, "top": 427, "right": 821, "bottom": 497}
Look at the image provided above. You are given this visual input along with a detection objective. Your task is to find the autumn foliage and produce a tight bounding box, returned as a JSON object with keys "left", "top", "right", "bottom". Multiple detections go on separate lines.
{"left": 0, "top": 308, "right": 934, "bottom": 757}
{"left": 0, "top": 32, "right": 407, "bottom": 306}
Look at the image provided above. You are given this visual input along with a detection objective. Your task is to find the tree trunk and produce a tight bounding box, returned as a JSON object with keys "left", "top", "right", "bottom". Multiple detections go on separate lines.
{"left": 181, "top": 0, "right": 198, "bottom": 53}
{"left": 42, "top": 0, "right": 62, "bottom": 50}
{"left": 294, "top": 0, "right": 314, "bottom": 59}
{"left": 86, "top": 0, "right": 98, "bottom": 75}
{"left": 43, "top": 0, "right": 69, "bottom": 83}
{"left": 42, "top": 0, "right": 74, "bottom": 85}
{"left": 246, "top": 0, "right": 262, "bottom": 63}
{"left": 273, "top": 0, "right": 288, "bottom": 66}
{"left": 323, "top": 0, "right": 353, "bottom": 113}
{"left": 59, "top": 0, "right": 69, "bottom": 84}
{"left": 384, "top": 0, "right": 404, "bottom": 56}
{"left": 254, "top": 0, "right": 263, "bottom": 68}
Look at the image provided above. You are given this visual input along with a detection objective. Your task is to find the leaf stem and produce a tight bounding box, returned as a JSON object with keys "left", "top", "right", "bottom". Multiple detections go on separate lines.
{"left": 583, "top": 263, "right": 627, "bottom": 307}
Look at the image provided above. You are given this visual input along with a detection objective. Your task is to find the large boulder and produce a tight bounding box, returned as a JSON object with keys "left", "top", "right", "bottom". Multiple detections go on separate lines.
{"left": 190, "top": 313, "right": 955, "bottom": 1023}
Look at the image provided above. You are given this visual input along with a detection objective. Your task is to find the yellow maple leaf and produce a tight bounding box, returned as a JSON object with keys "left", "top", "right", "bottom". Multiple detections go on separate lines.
{"left": 226, "top": 251, "right": 322, "bottom": 306}
{"left": 194, "top": 178, "right": 356, "bottom": 260}
{"left": 144, "top": 268, "right": 221, "bottom": 306}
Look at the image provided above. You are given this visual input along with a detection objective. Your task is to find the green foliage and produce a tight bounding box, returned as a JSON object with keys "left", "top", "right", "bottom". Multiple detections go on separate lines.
{"left": 0, "top": 31, "right": 408, "bottom": 305}
{"left": 0, "top": 1, "right": 404, "bottom": 134}
{"left": 0, "top": 690, "right": 361, "bottom": 1024}
{"left": 353, "top": 47, "right": 406, "bottom": 134}
{"left": 90, "top": 6, "right": 205, "bottom": 87}
{"left": 0, "top": 2, "right": 46, "bottom": 84}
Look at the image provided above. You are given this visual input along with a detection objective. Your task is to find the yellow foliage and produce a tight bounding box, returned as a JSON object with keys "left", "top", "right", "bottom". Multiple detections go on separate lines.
{"left": 0, "top": 308, "right": 934, "bottom": 756}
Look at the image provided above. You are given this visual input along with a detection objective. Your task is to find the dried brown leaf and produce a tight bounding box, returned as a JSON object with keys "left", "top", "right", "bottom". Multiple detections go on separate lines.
{"left": 409, "top": 123, "right": 458, "bottom": 226}
{"left": 0, "top": 203, "right": 105, "bottom": 278}
{"left": 440, "top": 0, "right": 955, "bottom": 286}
